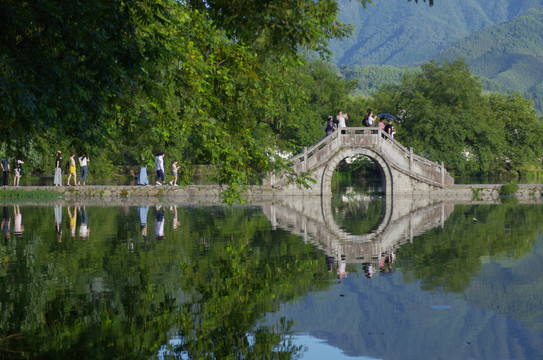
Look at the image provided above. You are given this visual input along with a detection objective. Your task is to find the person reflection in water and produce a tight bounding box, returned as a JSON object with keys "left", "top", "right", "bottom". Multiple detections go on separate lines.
{"left": 386, "top": 252, "right": 396, "bottom": 272}
{"left": 155, "top": 206, "right": 165, "bottom": 240}
{"left": 78, "top": 205, "right": 89, "bottom": 240}
{"left": 139, "top": 205, "right": 149, "bottom": 240}
{"left": 2, "top": 206, "right": 10, "bottom": 242}
{"left": 326, "top": 255, "right": 335, "bottom": 273}
{"left": 14, "top": 205, "right": 24, "bottom": 237}
{"left": 171, "top": 205, "right": 180, "bottom": 231}
{"left": 54, "top": 204, "right": 63, "bottom": 242}
{"left": 380, "top": 252, "right": 396, "bottom": 274}
{"left": 337, "top": 255, "right": 348, "bottom": 279}
{"left": 67, "top": 205, "right": 77, "bottom": 240}
{"left": 364, "top": 263, "right": 375, "bottom": 278}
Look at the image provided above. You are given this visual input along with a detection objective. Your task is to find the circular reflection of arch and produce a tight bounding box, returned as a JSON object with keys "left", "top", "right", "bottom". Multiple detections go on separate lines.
{"left": 320, "top": 148, "right": 394, "bottom": 237}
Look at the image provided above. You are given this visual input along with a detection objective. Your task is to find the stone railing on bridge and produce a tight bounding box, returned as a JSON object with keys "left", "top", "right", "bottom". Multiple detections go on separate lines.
{"left": 271, "top": 127, "right": 454, "bottom": 192}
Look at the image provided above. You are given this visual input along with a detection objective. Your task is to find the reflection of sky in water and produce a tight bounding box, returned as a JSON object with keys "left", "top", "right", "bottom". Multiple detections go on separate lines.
{"left": 293, "top": 334, "right": 381, "bottom": 360}
{"left": 265, "top": 234, "right": 543, "bottom": 360}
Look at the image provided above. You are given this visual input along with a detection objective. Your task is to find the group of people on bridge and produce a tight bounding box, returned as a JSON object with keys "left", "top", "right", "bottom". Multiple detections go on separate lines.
{"left": 325, "top": 109, "right": 396, "bottom": 138}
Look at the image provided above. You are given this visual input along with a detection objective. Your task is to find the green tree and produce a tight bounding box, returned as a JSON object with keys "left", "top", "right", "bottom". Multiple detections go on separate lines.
{"left": 0, "top": 0, "right": 437, "bottom": 201}
{"left": 372, "top": 59, "right": 543, "bottom": 177}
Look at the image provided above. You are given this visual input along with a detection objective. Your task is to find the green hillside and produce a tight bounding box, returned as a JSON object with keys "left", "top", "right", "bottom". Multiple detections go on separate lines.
{"left": 339, "top": 65, "right": 418, "bottom": 96}
{"left": 330, "top": 0, "right": 543, "bottom": 67}
{"left": 437, "top": 6, "right": 543, "bottom": 112}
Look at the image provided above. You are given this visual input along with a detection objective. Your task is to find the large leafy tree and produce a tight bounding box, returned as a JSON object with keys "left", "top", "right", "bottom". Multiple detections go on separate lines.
{"left": 0, "top": 0, "right": 165, "bottom": 142}
{"left": 1, "top": 0, "right": 436, "bottom": 200}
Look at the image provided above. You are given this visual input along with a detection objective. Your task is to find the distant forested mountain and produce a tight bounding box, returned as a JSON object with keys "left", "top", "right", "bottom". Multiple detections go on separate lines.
{"left": 436, "top": 6, "right": 543, "bottom": 111}
{"left": 339, "top": 65, "right": 418, "bottom": 96}
{"left": 330, "top": 0, "right": 543, "bottom": 67}
{"left": 332, "top": 0, "right": 543, "bottom": 112}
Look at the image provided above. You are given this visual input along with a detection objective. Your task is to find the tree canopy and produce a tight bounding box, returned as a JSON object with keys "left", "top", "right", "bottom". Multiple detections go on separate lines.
{"left": 6, "top": 0, "right": 541, "bottom": 201}
{"left": 0, "top": 0, "right": 376, "bottom": 202}
{"left": 371, "top": 59, "right": 543, "bottom": 177}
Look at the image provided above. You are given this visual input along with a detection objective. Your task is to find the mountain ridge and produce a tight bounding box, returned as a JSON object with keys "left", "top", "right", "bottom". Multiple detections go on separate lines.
{"left": 332, "top": 0, "right": 543, "bottom": 112}
{"left": 330, "top": 0, "right": 543, "bottom": 67}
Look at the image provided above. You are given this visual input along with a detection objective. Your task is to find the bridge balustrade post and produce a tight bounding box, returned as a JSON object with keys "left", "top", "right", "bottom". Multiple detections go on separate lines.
{"left": 441, "top": 161, "right": 445, "bottom": 186}
{"left": 409, "top": 147, "right": 413, "bottom": 173}
{"left": 302, "top": 147, "right": 307, "bottom": 172}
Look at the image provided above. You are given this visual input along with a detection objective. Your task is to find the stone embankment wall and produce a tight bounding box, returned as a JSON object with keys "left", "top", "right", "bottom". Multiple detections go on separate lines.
{"left": 2, "top": 184, "right": 543, "bottom": 202}
{"left": 435, "top": 184, "right": 543, "bottom": 201}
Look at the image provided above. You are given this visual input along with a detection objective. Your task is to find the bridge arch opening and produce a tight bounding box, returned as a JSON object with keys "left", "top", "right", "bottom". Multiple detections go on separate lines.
{"left": 324, "top": 149, "right": 393, "bottom": 235}
{"left": 321, "top": 147, "right": 394, "bottom": 197}
{"left": 332, "top": 155, "right": 385, "bottom": 196}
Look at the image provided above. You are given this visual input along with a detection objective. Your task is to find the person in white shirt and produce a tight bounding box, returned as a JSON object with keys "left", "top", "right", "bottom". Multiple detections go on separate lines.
{"left": 154, "top": 151, "right": 165, "bottom": 185}
{"left": 364, "top": 109, "right": 375, "bottom": 127}
{"left": 78, "top": 153, "right": 90, "bottom": 185}
{"left": 336, "top": 110, "right": 348, "bottom": 128}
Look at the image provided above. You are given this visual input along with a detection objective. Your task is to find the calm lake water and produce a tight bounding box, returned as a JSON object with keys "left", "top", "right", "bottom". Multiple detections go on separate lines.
{"left": 1, "top": 194, "right": 542, "bottom": 359}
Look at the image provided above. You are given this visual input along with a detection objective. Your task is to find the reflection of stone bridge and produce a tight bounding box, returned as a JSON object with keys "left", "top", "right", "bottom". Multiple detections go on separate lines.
{"left": 266, "top": 128, "right": 455, "bottom": 196}
{"left": 261, "top": 195, "right": 454, "bottom": 263}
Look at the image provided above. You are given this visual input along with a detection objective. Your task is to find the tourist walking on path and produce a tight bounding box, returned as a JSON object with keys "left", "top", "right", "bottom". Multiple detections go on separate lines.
{"left": 138, "top": 166, "right": 149, "bottom": 185}
{"left": 336, "top": 110, "right": 348, "bottom": 128}
{"left": 138, "top": 156, "right": 149, "bottom": 185}
{"left": 67, "top": 153, "right": 77, "bottom": 186}
{"left": 325, "top": 116, "right": 336, "bottom": 136}
{"left": 78, "top": 153, "right": 89, "bottom": 185}
{"left": 169, "top": 160, "right": 179, "bottom": 186}
{"left": 155, "top": 151, "right": 165, "bottom": 186}
{"left": 13, "top": 159, "right": 24, "bottom": 186}
{"left": 1, "top": 157, "right": 10, "bottom": 186}
{"left": 53, "top": 151, "right": 63, "bottom": 186}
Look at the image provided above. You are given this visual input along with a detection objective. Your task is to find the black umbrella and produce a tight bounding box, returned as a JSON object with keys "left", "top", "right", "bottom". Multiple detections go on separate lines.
{"left": 378, "top": 113, "right": 396, "bottom": 120}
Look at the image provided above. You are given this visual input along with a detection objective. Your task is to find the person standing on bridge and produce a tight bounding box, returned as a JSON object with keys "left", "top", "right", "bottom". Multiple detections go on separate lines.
{"left": 379, "top": 117, "right": 385, "bottom": 131}
{"left": 325, "top": 116, "right": 336, "bottom": 135}
{"left": 384, "top": 120, "right": 394, "bottom": 138}
{"left": 336, "top": 110, "right": 348, "bottom": 128}
{"left": 363, "top": 109, "right": 375, "bottom": 127}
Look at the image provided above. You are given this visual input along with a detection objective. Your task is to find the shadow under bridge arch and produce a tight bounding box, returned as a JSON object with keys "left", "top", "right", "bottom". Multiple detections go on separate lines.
{"left": 320, "top": 147, "right": 393, "bottom": 197}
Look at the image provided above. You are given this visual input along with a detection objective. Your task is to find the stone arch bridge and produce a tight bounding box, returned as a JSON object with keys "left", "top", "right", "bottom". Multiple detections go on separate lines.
{"left": 266, "top": 128, "right": 455, "bottom": 196}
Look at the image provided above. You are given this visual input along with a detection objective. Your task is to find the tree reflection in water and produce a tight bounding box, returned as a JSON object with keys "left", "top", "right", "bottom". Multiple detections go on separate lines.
{"left": 0, "top": 205, "right": 332, "bottom": 359}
